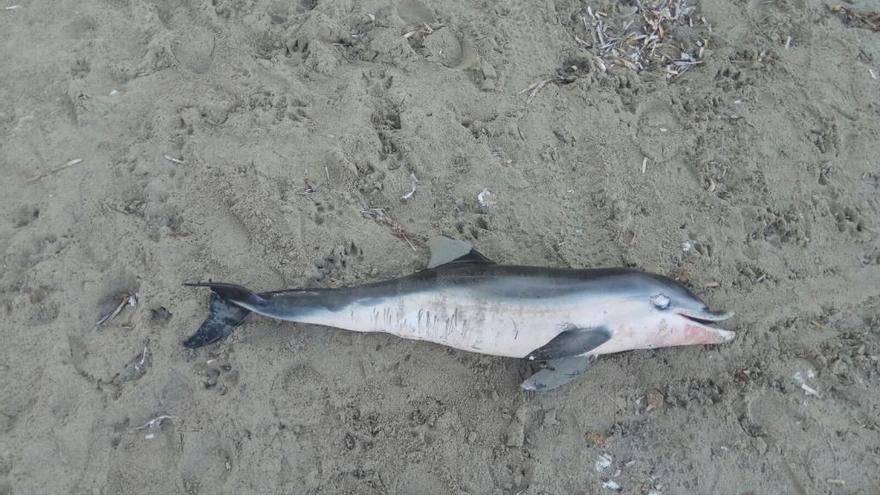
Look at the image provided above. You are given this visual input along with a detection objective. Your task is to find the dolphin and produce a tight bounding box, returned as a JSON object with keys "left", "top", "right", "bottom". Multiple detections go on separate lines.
{"left": 183, "top": 237, "right": 734, "bottom": 391}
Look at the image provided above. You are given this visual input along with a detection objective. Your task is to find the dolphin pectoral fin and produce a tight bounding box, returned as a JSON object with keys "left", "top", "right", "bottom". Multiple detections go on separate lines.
{"left": 183, "top": 292, "right": 251, "bottom": 348}
{"left": 525, "top": 326, "right": 611, "bottom": 361}
{"left": 521, "top": 355, "right": 596, "bottom": 392}
{"left": 427, "top": 236, "right": 494, "bottom": 269}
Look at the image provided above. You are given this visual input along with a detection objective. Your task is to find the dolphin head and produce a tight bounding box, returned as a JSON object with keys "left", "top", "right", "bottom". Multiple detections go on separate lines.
{"left": 597, "top": 272, "right": 735, "bottom": 354}
{"left": 641, "top": 274, "right": 735, "bottom": 348}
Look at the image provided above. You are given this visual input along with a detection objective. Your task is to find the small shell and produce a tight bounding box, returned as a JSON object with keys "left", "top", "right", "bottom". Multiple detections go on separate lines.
{"left": 477, "top": 189, "right": 496, "bottom": 208}
{"left": 602, "top": 480, "right": 621, "bottom": 491}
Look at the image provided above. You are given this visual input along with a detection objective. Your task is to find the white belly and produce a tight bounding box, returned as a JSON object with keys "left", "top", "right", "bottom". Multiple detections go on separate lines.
{"left": 293, "top": 292, "right": 609, "bottom": 358}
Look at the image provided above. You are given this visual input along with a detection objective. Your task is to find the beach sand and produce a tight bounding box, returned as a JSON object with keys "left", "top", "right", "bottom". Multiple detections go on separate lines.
{"left": 1, "top": 0, "right": 878, "bottom": 492}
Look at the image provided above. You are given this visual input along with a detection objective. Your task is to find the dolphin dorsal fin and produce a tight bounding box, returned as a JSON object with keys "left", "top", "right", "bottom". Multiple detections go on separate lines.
{"left": 427, "top": 236, "right": 494, "bottom": 269}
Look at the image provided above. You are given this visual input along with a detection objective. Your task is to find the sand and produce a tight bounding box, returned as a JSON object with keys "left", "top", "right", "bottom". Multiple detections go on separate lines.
{"left": 1, "top": 0, "right": 879, "bottom": 493}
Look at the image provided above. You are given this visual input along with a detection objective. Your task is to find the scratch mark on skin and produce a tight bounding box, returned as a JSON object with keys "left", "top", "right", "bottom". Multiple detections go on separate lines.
{"left": 425, "top": 311, "right": 430, "bottom": 334}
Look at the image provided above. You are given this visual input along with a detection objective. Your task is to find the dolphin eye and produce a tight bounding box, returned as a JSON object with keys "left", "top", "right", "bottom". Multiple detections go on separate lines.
{"left": 650, "top": 294, "right": 671, "bottom": 310}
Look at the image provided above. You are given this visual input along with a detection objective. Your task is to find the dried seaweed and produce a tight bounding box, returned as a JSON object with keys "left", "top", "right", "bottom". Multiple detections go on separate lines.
{"left": 578, "top": 0, "right": 709, "bottom": 78}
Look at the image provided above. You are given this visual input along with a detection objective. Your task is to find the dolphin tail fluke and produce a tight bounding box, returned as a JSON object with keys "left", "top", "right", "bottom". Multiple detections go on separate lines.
{"left": 182, "top": 282, "right": 269, "bottom": 349}
{"left": 182, "top": 290, "right": 252, "bottom": 348}
{"left": 184, "top": 282, "right": 268, "bottom": 309}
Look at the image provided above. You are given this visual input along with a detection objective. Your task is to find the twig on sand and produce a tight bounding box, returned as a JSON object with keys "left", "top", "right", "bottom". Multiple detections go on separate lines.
{"left": 393, "top": 226, "right": 416, "bottom": 250}
{"left": 360, "top": 203, "right": 388, "bottom": 222}
{"left": 163, "top": 154, "right": 184, "bottom": 164}
{"left": 137, "top": 415, "right": 176, "bottom": 430}
{"left": 401, "top": 173, "right": 419, "bottom": 200}
{"left": 134, "top": 343, "right": 150, "bottom": 373}
{"left": 800, "top": 382, "right": 821, "bottom": 397}
{"left": 519, "top": 78, "right": 553, "bottom": 101}
{"left": 360, "top": 201, "right": 417, "bottom": 250}
{"left": 96, "top": 292, "right": 138, "bottom": 327}
{"left": 793, "top": 370, "right": 821, "bottom": 398}
{"left": 402, "top": 22, "right": 445, "bottom": 39}
{"left": 26, "top": 158, "right": 84, "bottom": 183}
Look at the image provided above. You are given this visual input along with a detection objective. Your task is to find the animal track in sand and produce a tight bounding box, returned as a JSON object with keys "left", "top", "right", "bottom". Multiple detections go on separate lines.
{"left": 747, "top": 206, "right": 811, "bottom": 248}
{"left": 635, "top": 99, "right": 683, "bottom": 163}
{"left": 714, "top": 65, "right": 755, "bottom": 92}
{"left": 196, "top": 360, "right": 239, "bottom": 396}
{"left": 455, "top": 215, "right": 491, "bottom": 241}
{"left": 311, "top": 241, "right": 365, "bottom": 284}
{"left": 12, "top": 205, "right": 40, "bottom": 228}
{"left": 270, "top": 365, "right": 330, "bottom": 427}
{"left": 365, "top": 71, "right": 407, "bottom": 170}
{"left": 247, "top": 90, "right": 309, "bottom": 125}
{"left": 172, "top": 29, "right": 215, "bottom": 74}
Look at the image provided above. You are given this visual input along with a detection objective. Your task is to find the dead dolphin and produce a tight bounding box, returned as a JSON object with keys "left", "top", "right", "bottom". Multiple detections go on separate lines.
{"left": 184, "top": 237, "right": 734, "bottom": 391}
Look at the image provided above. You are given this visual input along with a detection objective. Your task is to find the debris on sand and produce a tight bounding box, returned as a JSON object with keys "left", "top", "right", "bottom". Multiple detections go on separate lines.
{"left": 26, "top": 158, "right": 84, "bottom": 183}
{"left": 112, "top": 341, "right": 151, "bottom": 385}
{"left": 575, "top": 0, "right": 710, "bottom": 78}
{"left": 829, "top": 5, "right": 880, "bottom": 32}
{"left": 520, "top": 78, "right": 553, "bottom": 101}
{"left": 137, "top": 415, "right": 176, "bottom": 439}
{"left": 793, "top": 370, "right": 821, "bottom": 398}
{"left": 138, "top": 415, "right": 176, "bottom": 430}
{"left": 96, "top": 292, "right": 138, "bottom": 327}
{"left": 523, "top": 0, "right": 712, "bottom": 100}
{"left": 477, "top": 189, "right": 496, "bottom": 208}
{"left": 644, "top": 388, "right": 666, "bottom": 412}
{"left": 360, "top": 200, "right": 417, "bottom": 250}
{"left": 601, "top": 479, "right": 622, "bottom": 491}
{"left": 401, "top": 173, "right": 419, "bottom": 201}
{"left": 585, "top": 430, "right": 610, "bottom": 447}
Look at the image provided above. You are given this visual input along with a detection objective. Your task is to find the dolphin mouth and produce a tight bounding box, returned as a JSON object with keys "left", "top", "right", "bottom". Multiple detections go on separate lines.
{"left": 676, "top": 309, "right": 736, "bottom": 344}
{"left": 677, "top": 308, "right": 734, "bottom": 323}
